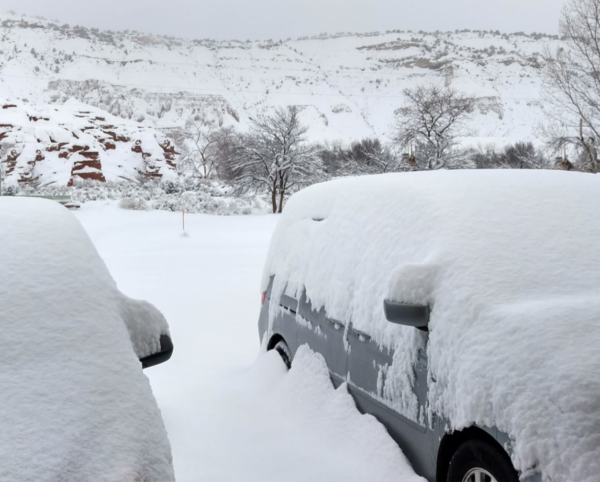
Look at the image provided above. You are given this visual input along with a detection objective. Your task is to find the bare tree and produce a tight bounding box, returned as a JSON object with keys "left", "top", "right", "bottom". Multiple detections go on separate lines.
{"left": 541, "top": 0, "right": 600, "bottom": 172}
{"left": 211, "top": 131, "right": 239, "bottom": 182}
{"left": 317, "top": 140, "right": 345, "bottom": 177}
{"left": 231, "top": 106, "right": 322, "bottom": 213}
{"left": 471, "top": 142, "right": 550, "bottom": 169}
{"left": 393, "top": 85, "right": 476, "bottom": 170}
{"left": 178, "top": 120, "right": 233, "bottom": 179}
{"left": 337, "top": 138, "right": 402, "bottom": 175}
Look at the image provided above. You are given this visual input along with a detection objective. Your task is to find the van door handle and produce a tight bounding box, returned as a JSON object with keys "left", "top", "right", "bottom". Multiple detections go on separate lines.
{"left": 348, "top": 329, "right": 371, "bottom": 342}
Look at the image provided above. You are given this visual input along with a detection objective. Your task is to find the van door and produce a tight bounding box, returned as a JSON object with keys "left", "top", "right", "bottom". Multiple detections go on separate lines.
{"left": 346, "top": 325, "right": 435, "bottom": 481}
{"left": 346, "top": 324, "right": 394, "bottom": 400}
{"left": 296, "top": 290, "right": 348, "bottom": 385}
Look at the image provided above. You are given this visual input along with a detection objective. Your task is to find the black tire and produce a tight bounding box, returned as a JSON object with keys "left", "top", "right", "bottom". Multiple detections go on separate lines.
{"left": 447, "top": 439, "right": 519, "bottom": 482}
{"left": 272, "top": 340, "right": 291, "bottom": 369}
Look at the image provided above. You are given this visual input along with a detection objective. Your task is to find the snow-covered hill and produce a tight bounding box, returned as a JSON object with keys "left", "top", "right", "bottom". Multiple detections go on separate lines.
{"left": 0, "top": 12, "right": 560, "bottom": 145}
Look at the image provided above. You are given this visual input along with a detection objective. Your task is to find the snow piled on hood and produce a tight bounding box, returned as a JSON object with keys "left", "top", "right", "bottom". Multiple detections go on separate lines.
{"left": 0, "top": 197, "right": 174, "bottom": 482}
{"left": 262, "top": 169, "right": 600, "bottom": 482}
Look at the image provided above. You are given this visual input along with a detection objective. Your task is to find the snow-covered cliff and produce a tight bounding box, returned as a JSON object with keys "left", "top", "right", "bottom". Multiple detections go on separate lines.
{"left": 0, "top": 12, "right": 561, "bottom": 185}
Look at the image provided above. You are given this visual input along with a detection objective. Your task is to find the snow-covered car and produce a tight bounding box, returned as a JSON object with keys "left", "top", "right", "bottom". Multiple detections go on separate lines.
{"left": 0, "top": 197, "right": 175, "bottom": 482}
{"left": 258, "top": 170, "right": 600, "bottom": 482}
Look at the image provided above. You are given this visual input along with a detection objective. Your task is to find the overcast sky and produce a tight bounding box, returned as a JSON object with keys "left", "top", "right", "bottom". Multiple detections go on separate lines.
{"left": 1, "top": 0, "right": 565, "bottom": 40}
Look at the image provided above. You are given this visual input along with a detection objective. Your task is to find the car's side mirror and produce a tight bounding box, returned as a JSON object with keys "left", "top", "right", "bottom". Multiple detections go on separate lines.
{"left": 140, "top": 334, "right": 174, "bottom": 369}
{"left": 383, "top": 300, "right": 430, "bottom": 331}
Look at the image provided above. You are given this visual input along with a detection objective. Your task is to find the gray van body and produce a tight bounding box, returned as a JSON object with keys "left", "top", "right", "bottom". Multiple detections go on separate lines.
{"left": 258, "top": 278, "right": 541, "bottom": 482}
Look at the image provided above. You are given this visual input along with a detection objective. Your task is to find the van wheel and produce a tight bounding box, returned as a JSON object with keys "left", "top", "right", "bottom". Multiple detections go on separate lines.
{"left": 447, "top": 439, "right": 518, "bottom": 482}
{"left": 272, "top": 340, "right": 291, "bottom": 369}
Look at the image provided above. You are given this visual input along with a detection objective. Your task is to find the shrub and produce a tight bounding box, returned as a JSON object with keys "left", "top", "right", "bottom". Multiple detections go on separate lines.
{"left": 119, "top": 197, "right": 148, "bottom": 210}
{"left": 20, "top": 178, "right": 268, "bottom": 215}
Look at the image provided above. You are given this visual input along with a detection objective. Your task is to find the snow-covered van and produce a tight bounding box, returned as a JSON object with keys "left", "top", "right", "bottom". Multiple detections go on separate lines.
{"left": 258, "top": 170, "right": 600, "bottom": 482}
{"left": 0, "top": 197, "right": 175, "bottom": 482}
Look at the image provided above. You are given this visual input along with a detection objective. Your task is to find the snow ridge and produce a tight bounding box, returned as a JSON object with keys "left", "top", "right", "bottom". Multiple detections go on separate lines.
{"left": 1, "top": 13, "right": 560, "bottom": 144}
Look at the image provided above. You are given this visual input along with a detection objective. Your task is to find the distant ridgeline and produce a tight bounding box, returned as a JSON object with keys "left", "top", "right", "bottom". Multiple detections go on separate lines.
{"left": 0, "top": 12, "right": 565, "bottom": 185}
{"left": 0, "top": 101, "right": 177, "bottom": 187}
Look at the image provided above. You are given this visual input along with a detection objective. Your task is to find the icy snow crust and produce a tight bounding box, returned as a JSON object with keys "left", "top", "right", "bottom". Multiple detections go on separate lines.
{"left": 262, "top": 170, "right": 600, "bottom": 482}
{"left": 0, "top": 198, "right": 174, "bottom": 482}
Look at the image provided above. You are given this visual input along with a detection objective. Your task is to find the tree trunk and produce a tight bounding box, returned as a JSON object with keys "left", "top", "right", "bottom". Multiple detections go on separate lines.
{"left": 580, "top": 118, "right": 597, "bottom": 173}
{"left": 278, "top": 187, "right": 285, "bottom": 213}
{"left": 271, "top": 182, "right": 278, "bottom": 213}
{"left": 278, "top": 174, "right": 286, "bottom": 213}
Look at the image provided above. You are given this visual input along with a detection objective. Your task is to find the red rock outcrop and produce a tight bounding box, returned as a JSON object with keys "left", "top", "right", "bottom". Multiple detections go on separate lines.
{"left": 67, "top": 153, "right": 106, "bottom": 186}
{"left": 0, "top": 102, "right": 178, "bottom": 186}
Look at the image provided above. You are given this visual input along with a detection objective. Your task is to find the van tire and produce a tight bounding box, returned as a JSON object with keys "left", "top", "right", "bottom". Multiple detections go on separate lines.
{"left": 447, "top": 439, "right": 518, "bottom": 482}
{"left": 272, "top": 340, "right": 291, "bottom": 369}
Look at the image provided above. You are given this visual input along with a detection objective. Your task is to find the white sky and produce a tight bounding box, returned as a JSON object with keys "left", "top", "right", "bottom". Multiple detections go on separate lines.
{"left": 0, "top": 0, "right": 565, "bottom": 40}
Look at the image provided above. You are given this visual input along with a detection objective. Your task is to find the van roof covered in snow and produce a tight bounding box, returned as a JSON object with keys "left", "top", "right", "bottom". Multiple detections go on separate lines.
{"left": 263, "top": 169, "right": 600, "bottom": 343}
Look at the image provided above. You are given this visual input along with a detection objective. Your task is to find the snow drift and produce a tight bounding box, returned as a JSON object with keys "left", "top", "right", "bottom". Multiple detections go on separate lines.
{"left": 262, "top": 170, "right": 600, "bottom": 482}
{"left": 0, "top": 197, "right": 174, "bottom": 482}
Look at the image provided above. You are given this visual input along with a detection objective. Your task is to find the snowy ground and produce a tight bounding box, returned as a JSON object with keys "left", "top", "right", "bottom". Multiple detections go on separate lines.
{"left": 74, "top": 202, "right": 422, "bottom": 482}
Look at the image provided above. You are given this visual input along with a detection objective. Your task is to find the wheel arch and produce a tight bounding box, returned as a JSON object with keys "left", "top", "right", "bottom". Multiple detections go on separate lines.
{"left": 436, "top": 426, "right": 512, "bottom": 481}
{"left": 267, "top": 332, "right": 287, "bottom": 352}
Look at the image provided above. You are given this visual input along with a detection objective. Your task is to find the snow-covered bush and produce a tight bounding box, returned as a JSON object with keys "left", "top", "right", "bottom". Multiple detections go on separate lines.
{"left": 1, "top": 184, "right": 20, "bottom": 196}
{"left": 21, "top": 178, "right": 268, "bottom": 215}
{"left": 119, "top": 197, "right": 148, "bottom": 210}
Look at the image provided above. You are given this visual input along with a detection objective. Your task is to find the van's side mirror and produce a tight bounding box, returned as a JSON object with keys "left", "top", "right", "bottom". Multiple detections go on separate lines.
{"left": 383, "top": 300, "right": 430, "bottom": 330}
{"left": 140, "top": 334, "right": 174, "bottom": 369}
